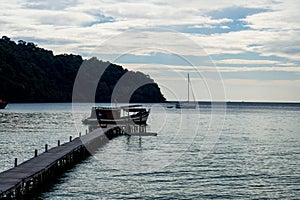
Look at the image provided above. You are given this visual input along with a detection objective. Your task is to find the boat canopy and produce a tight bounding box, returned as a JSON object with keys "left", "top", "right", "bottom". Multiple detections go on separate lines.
{"left": 92, "top": 105, "right": 146, "bottom": 120}
{"left": 122, "top": 108, "right": 147, "bottom": 112}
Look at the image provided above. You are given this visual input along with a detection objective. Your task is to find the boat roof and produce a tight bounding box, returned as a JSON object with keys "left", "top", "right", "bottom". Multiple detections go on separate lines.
{"left": 122, "top": 108, "right": 147, "bottom": 112}
{"left": 120, "top": 104, "right": 142, "bottom": 109}
{"left": 92, "top": 104, "right": 144, "bottom": 111}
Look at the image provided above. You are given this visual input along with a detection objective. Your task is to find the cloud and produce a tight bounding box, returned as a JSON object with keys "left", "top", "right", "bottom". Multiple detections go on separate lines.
{"left": 218, "top": 66, "right": 300, "bottom": 73}
{"left": 216, "top": 59, "right": 282, "bottom": 65}
{"left": 241, "top": 1, "right": 300, "bottom": 30}
{"left": 121, "top": 63, "right": 300, "bottom": 74}
{"left": 224, "top": 79, "right": 300, "bottom": 87}
{"left": 220, "top": 25, "right": 230, "bottom": 29}
{"left": 223, "top": 79, "right": 300, "bottom": 102}
{"left": 120, "top": 63, "right": 300, "bottom": 101}
{"left": 190, "top": 29, "right": 300, "bottom": 60}
{"left": 190, "top": 24, "right": 215, "bottom": 29}
{"left": 21, "top": 0, "right": 79, "bottom": 10}
{"left": 1, "top": 0, "right": 300, "bottom": 102}
{"left": 1, "top": 0, "right": 300, "bottom": 71}
{"left": 73, "top": 30, "right": 213, "bottom": 59}
{"left": 208, "top": 6, "right": 270, "bottom": 19}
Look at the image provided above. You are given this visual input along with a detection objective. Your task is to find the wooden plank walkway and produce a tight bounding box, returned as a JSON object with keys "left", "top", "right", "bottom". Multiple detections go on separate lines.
{"left": 0, "top": 126, "right": 122, "bottom": 199}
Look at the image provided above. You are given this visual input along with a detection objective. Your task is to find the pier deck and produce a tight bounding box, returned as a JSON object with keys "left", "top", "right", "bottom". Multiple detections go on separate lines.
{"left": 0, "top": 126, "right": 122, "bottom": 199}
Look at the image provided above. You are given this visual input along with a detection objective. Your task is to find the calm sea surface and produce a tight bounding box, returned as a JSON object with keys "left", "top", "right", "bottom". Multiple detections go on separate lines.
{"left": 0, "top": 103, "right": 299, "bottom": 199}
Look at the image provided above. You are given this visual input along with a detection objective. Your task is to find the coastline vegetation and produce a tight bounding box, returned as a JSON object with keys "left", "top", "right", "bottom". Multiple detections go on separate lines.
{"left": 0, "top": 36, "right": 165, "bottom": 103}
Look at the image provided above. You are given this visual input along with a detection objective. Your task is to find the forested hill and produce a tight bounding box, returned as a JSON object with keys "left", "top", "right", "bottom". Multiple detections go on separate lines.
{"left": 0, "top": 36, "right": 166, "bottom": 103}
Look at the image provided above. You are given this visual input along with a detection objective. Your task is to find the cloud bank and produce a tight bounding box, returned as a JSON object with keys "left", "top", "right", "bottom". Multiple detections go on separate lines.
{"left": 1, "top": 0, "right": 299, "bottom": 101}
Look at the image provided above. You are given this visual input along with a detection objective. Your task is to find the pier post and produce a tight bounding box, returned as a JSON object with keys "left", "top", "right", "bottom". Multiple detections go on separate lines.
{"left": 0, "top": 126, "right": 122, "bottom": 199}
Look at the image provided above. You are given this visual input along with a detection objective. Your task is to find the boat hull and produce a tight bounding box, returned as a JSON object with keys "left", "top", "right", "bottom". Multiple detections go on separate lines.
{"left": 100, "top": 111, "right": 149, "bottom": 125}
{"left": 0, "top": 102, "right": 8, "bottom": 109}
{"left": 82, "top": 109, "right": 150, "bottom": 126}
{"left": 176, "top": 102, "right": 197, "bottom": 109}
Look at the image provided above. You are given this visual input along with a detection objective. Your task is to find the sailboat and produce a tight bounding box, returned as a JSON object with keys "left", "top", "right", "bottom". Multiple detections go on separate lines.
{"left": 176, "top": 73, "right": 197, "bottom": 109}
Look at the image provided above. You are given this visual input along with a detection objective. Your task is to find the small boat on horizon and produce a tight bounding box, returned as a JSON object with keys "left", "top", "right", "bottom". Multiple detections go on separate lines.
{"left": 176, "top": 73, "right": 197, "bottom": 109}
{"left": 0, "top": 99, "right": 8, "bottom": 109}
{"left": 82, "top": 104, "right": 150, "bottom": 126}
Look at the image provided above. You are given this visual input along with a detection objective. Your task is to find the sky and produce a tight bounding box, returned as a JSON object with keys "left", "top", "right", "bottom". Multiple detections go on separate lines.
{"left": 1, "top": 0, "right": 300, "bottom": 102}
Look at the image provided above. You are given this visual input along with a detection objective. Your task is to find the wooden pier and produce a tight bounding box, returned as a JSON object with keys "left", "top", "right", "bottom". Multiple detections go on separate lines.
{"left": 0, "top": 122, "right": 157, "bottom": 199}
{"left": 0, "top": 126, "right": 124, "bottom": 199}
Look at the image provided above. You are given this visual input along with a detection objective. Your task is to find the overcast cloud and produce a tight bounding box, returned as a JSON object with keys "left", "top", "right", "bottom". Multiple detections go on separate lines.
{"left": 1, "top": 0, "right": 299, "bottom": 101}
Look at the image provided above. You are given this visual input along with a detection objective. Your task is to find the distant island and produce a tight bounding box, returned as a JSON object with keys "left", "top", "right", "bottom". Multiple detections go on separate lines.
{"left": 0, "top": 36, "right": 166, "bottom": 103}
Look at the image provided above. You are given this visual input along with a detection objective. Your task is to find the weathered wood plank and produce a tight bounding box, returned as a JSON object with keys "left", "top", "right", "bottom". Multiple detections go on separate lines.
{"left": 0, "top": 126, "right": 120, "bottom": 198}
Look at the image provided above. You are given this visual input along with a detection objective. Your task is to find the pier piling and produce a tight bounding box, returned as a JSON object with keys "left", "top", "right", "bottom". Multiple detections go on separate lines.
{"left": 0, "top": 124, "right": 155, "bottom": 199}
{"left": 0, "top": 126, "right": 123, "bottom": 199}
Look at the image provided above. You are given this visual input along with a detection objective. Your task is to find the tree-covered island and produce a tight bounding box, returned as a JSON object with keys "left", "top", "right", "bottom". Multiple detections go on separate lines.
{"left": 0, "top": 36, "right": 166, "bottom": 103}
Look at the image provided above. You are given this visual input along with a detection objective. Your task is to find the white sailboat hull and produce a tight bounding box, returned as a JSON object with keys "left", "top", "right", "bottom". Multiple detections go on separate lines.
{"left": 176, "top": 102, "right": 197, "bottom": 109}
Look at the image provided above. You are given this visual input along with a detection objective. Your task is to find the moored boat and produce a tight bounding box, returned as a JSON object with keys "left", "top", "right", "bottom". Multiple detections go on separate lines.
{"left": 0, "top": 99, "right": 8, "bottom": 109}
{"left": 176, "top": 73, "right": 197, "bottom": 109}
{"left": 82, "top": 105, "right": 150, "bottom": 126}
{"left": 176, "top": 101, "right": 197, "bottom": 109}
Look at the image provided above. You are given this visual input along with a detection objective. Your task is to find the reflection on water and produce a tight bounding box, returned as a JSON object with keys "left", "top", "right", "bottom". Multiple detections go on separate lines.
{"left": 0, "top": 103, "right": 86, "bottom": 172}
{"left": 0, "top": 103, "right": 299, "bottom": 199}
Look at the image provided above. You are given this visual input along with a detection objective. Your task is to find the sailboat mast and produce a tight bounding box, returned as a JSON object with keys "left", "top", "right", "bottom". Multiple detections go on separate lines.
{"left": 187, "top": 73, "right": 190, "bottom": 102}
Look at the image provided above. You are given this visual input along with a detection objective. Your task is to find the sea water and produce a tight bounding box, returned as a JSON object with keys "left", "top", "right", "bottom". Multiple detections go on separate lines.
{"left": 0, "top": 103, "right": 299, "bottom": 199}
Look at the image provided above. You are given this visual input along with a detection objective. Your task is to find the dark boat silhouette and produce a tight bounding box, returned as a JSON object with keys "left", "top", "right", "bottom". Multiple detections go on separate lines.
{"left": 82, "top": 105, "right": 150, "bottom": 126}
{"left": 0, "top": 99, "right": 8, "bottom": 109}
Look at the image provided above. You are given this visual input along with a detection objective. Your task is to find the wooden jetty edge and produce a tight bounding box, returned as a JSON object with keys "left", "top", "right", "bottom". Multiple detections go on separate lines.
{"left": 0, "top": 124, "right": 157, "bottom": 199}
{"left": 0, "top": 126, "right": 123, "bottom": 199}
